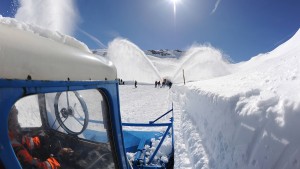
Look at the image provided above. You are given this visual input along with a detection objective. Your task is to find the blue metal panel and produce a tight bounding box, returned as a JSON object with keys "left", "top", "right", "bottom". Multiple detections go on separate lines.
{"left": 122, "top": 123, "right": 172, "bottom": 127}
{"left": 0, "top": 78, "right": 128, "bottom": 168}
{"left": 122, "top": 106, "right": 174, "bottom": 169}
{"left": 99, "top": 85, "right": 129, "bottom": 169}
{"left": 123, "top": 130, "right": 162, "bottom": 152}
{"left": 0, "top": 88, "right": 25, "bottom": 169}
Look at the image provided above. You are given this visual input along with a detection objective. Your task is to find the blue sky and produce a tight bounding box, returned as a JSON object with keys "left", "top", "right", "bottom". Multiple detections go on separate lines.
{"left": 1, "top": 0, "right": 300, "bottom": 62}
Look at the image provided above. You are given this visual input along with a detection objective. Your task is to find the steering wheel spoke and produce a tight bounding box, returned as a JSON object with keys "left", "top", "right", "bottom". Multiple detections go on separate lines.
{"left": 54, "top": 91, "right": 89, "bottom": 135}
{"left": 72, "top": 116, "right": 84, "bottom": 126}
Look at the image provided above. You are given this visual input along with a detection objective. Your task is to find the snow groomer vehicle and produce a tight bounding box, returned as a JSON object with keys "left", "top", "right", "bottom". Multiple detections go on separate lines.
{"left": 0, "top": 23, "right": 173, "bottom": 169}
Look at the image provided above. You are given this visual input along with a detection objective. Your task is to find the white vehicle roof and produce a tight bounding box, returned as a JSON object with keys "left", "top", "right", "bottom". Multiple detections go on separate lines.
{"left": 0, "top": 24, "right": 117, "bottom": 81}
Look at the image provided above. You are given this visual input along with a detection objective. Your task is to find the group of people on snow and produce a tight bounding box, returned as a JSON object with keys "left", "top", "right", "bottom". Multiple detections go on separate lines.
{"left": 118, "top": 78, "right": 125, "bottom": 85}
{"left": 155, "top": 79, "right": 172, "bottom": 89}
{"left": 117, "top": 78, "right": 172, "bottom": 89}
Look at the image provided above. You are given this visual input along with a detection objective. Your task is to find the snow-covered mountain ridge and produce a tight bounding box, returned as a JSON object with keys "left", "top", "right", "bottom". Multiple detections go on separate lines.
{"left": 144, "top": 49, "right": 184, "bottom": 58}
{"left": 93, "top": 49, "right": 184, "bottom": 58}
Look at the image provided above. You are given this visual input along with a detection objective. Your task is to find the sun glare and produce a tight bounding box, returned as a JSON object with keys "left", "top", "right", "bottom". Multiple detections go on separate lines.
{"left": 171, "top": 0, "right": 180, "bottom": 4}
{"left": 170, "top": 0, "right": 181, "bottom": 17}
{"left": 170, "top": 0, "right": 181, "bottom": 16}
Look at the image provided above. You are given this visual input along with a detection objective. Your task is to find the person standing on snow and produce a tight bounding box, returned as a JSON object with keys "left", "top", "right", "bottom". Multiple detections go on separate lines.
{"left": 134, "top": 80, "right": 137, "bottom": 88}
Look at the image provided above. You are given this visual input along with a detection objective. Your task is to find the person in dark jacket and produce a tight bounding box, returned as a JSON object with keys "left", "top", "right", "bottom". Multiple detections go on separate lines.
{"left": 134, "top": 80, "right": 137, "bottom": 88}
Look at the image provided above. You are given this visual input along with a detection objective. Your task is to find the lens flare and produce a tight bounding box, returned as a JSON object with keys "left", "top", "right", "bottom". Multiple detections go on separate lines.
{"left": 171, "top": 0, "right": 180, "bottom": 4}
{"left": 170, "top": 0, "right": 181, "bottom": 19}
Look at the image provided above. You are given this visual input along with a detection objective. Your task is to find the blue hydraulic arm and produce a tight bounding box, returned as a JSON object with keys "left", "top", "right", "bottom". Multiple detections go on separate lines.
{"left": 122, "top": 103, "right": 174, "bottom": 168}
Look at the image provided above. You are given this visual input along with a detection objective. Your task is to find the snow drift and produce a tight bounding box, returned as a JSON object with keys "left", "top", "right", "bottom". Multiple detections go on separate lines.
{"left": 171, "top": 28, "right": 300, "bottom": 169}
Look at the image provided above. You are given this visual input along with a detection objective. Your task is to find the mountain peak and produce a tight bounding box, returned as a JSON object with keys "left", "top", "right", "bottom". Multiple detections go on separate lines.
{"left": 145, "top": 49, "right": 184, "bottom": 58}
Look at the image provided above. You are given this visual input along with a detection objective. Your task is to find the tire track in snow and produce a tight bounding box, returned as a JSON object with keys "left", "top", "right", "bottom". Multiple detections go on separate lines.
{"left": 171, "top": 89, "right": 193, "bottom": 169}
{"left": 171, "top": 87, "right": 209, "bottom": 169}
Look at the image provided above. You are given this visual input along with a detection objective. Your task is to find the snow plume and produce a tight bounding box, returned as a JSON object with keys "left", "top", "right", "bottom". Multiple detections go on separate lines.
{"left": 14, "top": 0, "right": 78, "bottom": 36}
{"left": 79, "top": 29, "right": 107, "bottom": 49}
{"left": 107, "top": 38, "right": 161, "bottom": 83}
{"left": 172, "top": 44, "right": 232, "bottom": 83}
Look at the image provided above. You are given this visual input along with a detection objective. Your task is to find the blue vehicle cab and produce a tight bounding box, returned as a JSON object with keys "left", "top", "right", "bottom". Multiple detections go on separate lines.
{"left": 0, "top": 24, "right": 173, "bottom": 169}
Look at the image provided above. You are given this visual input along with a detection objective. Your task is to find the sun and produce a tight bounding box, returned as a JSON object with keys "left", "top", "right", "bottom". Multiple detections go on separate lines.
{"left": 171, "top": 0, "right": 180, "bottom": 4}
{"left": 169, "top": 0, "right": 181, "bottom": 16}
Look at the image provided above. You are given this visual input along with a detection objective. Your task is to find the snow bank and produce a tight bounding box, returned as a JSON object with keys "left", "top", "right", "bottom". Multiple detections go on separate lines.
{"left": 107, "top": 38, "right": 161, "bottom": 83}
{"left": 0, "top": 16, "right": 90, "bottom": 53}
{"left": 172, "top": 45, "right": 233, "bottom": 83}
{"left": 171, "top": 28, "right": 300, "bottom": 169}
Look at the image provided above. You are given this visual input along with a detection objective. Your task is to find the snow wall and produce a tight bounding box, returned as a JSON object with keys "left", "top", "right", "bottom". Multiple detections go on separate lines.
{"left": 171, "top": 28, "right": 300, "bottom": 169}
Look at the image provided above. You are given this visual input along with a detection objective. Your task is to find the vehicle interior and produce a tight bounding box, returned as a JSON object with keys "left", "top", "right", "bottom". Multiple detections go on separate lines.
{"left": 8, "top": 89, "right": 117, "bottom": 169}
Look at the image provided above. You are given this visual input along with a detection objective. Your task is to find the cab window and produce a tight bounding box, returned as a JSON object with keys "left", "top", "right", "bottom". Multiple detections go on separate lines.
{"left": 45, "top": 90, "right": 110, "bottom": 143}
{"left": 15, "top": 95, "right": 42, "bottom": 128}
{"left": 8, "top": 89, "right": 116, "bottom": 169}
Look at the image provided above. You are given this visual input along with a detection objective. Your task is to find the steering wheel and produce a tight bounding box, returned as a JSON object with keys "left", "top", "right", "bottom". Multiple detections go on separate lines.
{"left": 54, "top": 91, "right": 89, "bottom": 135}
